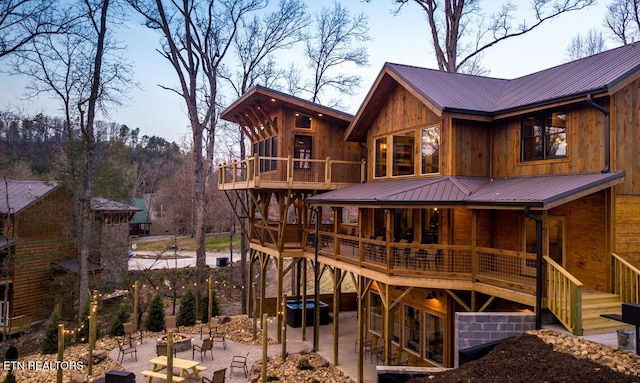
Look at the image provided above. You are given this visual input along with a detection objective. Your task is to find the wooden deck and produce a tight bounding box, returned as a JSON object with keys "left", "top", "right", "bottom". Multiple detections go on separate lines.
{"left": 218, "top": 156, "right": 364, "bottom": 190}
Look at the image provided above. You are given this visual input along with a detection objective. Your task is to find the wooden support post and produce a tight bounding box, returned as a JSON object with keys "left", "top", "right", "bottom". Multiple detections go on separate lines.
{"left": 208, "top": 274, "right": 214, "bottom": 320}
{"left": 88, "top": 291, "right": 98, "bottom": 375}
{"left": 302, "top": 258, "right": 307, "bottom": 341}
{"left": 167, "top": 331, "right": 174, "bottom": 383}
{"left": 383, "top": 283, "right": 391, "bottom": 366}
{"left": 57, "top": 324, "right": 64, "bottom": 383}
{"left": 282, "top": 294, "right": 287, "bottom": 360}
{"left": 333, "top": 268, "right": 341, "bottom": 366}
{"left": 133, "top": 281, "right": 139, "bottom": 331}
{"left": 276, "top": 254, "right": 283, "bottom": 343}
{"left": 357, "top": 276, "right": 364, "bottom": 383}
{"left": 262, "top": 314, "right": 268, "bottom": 383}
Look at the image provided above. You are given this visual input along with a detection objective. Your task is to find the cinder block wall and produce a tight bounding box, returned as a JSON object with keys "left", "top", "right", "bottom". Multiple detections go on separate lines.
{"left": 454, "top": 312, "right": 536, "bottom": 367}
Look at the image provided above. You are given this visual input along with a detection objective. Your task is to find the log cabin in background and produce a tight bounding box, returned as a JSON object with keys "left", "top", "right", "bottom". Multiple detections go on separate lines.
{"left": 219, "top": 43, "right": 640, "bottom": 379}
{"left": 0, "top": 180, "right": 139, "bottom": 333}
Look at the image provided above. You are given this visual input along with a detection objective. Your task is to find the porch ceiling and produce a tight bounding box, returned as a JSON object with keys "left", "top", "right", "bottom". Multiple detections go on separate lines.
{"left": 305, "top": 171, "right": 625, "bottom": 210}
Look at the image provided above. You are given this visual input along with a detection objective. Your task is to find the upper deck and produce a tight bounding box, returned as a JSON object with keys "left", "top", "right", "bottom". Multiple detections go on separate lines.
{"left": 218, "top": 155, "right": 365, "bottom": 190}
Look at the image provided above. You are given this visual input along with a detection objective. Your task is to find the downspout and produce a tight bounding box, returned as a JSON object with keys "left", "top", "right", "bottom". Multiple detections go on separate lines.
{"left": 586, "top": 94, "right": 610, "bottom": 173}
{"left": 524, "top": 206, "right": 542, "bottom": 330}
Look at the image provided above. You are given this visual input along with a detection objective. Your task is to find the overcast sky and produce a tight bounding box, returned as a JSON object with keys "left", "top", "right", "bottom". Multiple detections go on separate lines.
{"left": 0, "top": 0, "right": 611, "bottom": 144}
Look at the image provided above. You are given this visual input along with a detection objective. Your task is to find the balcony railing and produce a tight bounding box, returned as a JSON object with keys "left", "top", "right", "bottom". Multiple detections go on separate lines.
{"left": 612, "top": 252, "right": 640, "bottom": 304}
{"left": 288, "top": 230, "right": 536, "bottom": 294}
{"left": 218, "top": 155, "right": 365, "bottom": 190}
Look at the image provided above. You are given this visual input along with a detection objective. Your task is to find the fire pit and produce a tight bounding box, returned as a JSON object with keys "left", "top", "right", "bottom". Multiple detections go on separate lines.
{"left": 156, "top": 333, "right": 193, "bottom": 352}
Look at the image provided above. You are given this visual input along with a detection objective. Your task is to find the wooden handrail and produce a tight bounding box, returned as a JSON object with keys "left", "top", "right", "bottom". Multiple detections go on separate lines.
{"left": 544, "top": 255, "right": 583, "bottom": 335}
{"left": 612, "top": 253, "right": 640, "bottom": 303}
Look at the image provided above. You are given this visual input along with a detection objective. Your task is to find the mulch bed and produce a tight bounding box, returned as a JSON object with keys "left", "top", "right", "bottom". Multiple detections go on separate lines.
{"left": 409, "top": 333, "right": 640, "bottom": 383}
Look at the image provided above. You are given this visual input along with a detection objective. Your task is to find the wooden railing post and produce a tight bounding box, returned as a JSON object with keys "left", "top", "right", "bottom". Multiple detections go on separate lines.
{"left": 325, "top": 157, "right": 331, "bottom": 186}
{"left": 253, "top": 153, "right": 260, "bottom": 187}
{"left": 287, "top": 155, "right": 294, "bottom": 187}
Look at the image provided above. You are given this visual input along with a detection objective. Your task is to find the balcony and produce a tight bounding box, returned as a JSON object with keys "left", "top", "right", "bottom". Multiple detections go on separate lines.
{"left": 218, "top": 155, "right": 365, "bottom": 190}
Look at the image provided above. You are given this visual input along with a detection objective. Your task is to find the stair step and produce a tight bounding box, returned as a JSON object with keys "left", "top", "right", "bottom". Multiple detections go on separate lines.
{"left": 582, "top": 292, "right": 620, "bottom": 304}
{"left": 582, "top": 321, "right": 633, "bottom": 336}
{"left": 582, "top": 302, "right": 622, "bottom": 314}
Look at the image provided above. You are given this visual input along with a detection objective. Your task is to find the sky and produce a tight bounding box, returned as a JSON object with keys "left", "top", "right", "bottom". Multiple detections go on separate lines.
{"left": 0, "top": 0, "right": 612, "bottom": 144}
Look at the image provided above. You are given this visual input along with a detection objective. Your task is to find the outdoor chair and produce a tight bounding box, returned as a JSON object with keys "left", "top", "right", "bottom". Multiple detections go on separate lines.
{"left": 363, "top": 334, "right": 380, "bottom": 361}
{"left": 117, "top": 341, "right": 137, "bottom": 363}
{"left": 230, "top": 353, "right": 249, "bottom": 378}
{"left": 193, "top": 338, "right": 214, "bottom": 361}
{"left": 207, "top": 316, "right": 220, "bottom": 337}
{"left": 165, "top": 315, "right": 178, "bottom": 333}
{"left": 202, "top": 367, "right": 226, "bottom": 383}
{"left": 211, "top": 331, "right": 227, "bottom": 350}
{"left": 156, "top": 343, "right": 177, "bottom": 357}
{"left": 122, "top": 321, "right": 142, "bottom": 346}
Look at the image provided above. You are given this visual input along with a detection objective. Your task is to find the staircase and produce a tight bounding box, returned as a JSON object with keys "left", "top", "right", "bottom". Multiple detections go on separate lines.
{"left": 581, "top": 291, "right": 631, "bottom": 335}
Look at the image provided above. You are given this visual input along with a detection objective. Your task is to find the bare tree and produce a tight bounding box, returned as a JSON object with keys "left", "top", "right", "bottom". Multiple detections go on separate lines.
{"left": 0, "top": 0, "right": 69, "bottom": 58}
{"left": 128, "top": 0, "right": 265, "bottom": 288}
{"left": 381, "top": 0, "right": 596, "bottom": 73}
{"left": 11, "top": 0, "right": 132, "bottom": 316}
{"left": 605, "top": 0, "right": 640, "bottom": 45}
{"left": 220, "top": 0, "right": 308, "bottom": 314}
{"left": 565, "top": 28, "right": 606, "bottom": 60}
{"left": 304, "top": 1, "right": 369, "bottom": 105}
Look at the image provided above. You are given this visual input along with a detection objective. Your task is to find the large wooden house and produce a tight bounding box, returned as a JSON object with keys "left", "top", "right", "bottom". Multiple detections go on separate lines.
{"left": 0, "top": 180, "right": 139, "bottom": 331}
{"left": 219, "top": 44, "right": 640, "bottom": 378}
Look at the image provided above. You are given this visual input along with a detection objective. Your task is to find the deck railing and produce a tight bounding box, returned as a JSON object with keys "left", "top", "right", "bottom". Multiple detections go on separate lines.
{"left": 612, "top": 253, "right": 640, "bottom": 304}
{"left": 545, "top": 255, "right": 583, "bottom": 335}
{"left": 218, "top": 155, "right": 364, "bottom": 190}
{"left": 296, "top": 230, "right": 536, "bottom": 293}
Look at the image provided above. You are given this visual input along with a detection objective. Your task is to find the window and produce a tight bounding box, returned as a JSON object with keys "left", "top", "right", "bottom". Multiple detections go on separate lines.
{"left": 421, "top": 208, "right": 440, "bottom": 244}
{"left": 374, "top": 137, "right": 387, "bottom": 177}
{"left": 294, "top": 113, "right": 312, "bottom": 129}
{"left": 393, "top": 131, "right": 415, "bottom": 176}
{"left": 424, "top": 312, "right": 444, "bottom": 364}
{"left": 404, "top": 305, "right": 420, "bottom": 354}
{"left": 421, "top": 126, "right": 440, "bottom": 174}
{"left": 254, "top": 136, "right": 278, "bottom": 172}
{"left": 394, "top": 208, "right": 413, "bottom": 241}
{"left": 369, "top": 293, "right": 383, "bottom": 335}
{"left": 521, "top": 110, "right": 567, "bottom": 161}
{"left": 294, "top": 135, "right": 312, "bottom": 169}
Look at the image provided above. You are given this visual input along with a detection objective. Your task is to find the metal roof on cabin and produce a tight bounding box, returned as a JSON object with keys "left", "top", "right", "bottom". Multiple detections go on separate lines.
{"left": 386, "top": 43, "right": 640, "bottom": 115}
{"left": 305, "top": 172, "right": 624, "bottom": 208}
{"left": 0, "top": 180, "right": 59, "bottom": 214}
{"left": 130, "top": 197, "right": 151, "bottom": 224}
{"left": 91, "top": 197, "right": 141, "bottom": 212}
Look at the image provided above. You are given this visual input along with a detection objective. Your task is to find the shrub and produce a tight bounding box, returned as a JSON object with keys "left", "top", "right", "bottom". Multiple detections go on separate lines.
{"left": 108, "top": 304, "right": 132, "bottom": 337}
{"left": 297, "top": 357, "right": 313, "bottom": 371}
{"left": 2, "top": 368, "right": 16, "bottom": 383}
{"left": 177, "top": 289, "right": 196, "bottom": 327}
{"left": 75, "top": 301, "right": 91, "bottom": 343}
{"left": 4, "top": 345, "right": 18, "bottom": 361}
{"left": 40, "top": 307, "right": 63, "bottom": 354}
{"left": 145, "top": 293, "right": 166, "bottom": 332}
{"left": 198, "top": 288, "right": 221, "bottom": 322}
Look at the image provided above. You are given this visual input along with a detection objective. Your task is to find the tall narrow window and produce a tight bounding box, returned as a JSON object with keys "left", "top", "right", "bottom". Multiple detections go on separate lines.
{"left": 521, "top": 110, "right": 567, "bottom": 161}
{"left": 421, "top": 126, "right": 440, "bottom": 174}
{"left": 404, "top": 305, "right": 420, "bottom": 354}
{"left": 421, "top": 208, "right": 440, "bottom": 244}
{"left": 375, "top": 137, "right": 387, "bottom": 178}
{"left": 271, "top": 135, "right": 278, "bottom": 170}
{"left": 394, "top": 208, "right": 413, "bottom": 241}
{"left": 369, "top": 293, "right": 383, "bottom": 335}
{"left": 294, "top": 135, "right": 312, "bottom": 169}
{"left": 393, "top": 131, "right": 415, "bottom": 176}
{"left": 424, "top": 312, "right": 444, "bottom": 364}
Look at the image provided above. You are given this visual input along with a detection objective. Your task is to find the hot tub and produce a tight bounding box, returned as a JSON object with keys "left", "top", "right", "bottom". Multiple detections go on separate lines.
{"left": 285, "top": 299, "right": 331, "bottom": 328}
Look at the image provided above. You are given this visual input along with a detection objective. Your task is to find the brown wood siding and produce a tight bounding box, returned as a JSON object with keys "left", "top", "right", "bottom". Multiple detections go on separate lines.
{"left": 451, "top": 209, "right": 471, "bottom": 246}
{"left": 491, "top": 103, "right": 607, "bottom": 178}
{"left": 12, "top": 237, "right": 77, "bottom": 321}
{"left": 614, "top": 195, "right": 640, "bottom": 266}
{"left": 451, "top": 119, "right": 491, "bottom": 177}
{"left": 14, "top": 190, "right": 72, "bottom": 238}
{"left": 549, "top": 192, "right": 608, "bottom": 291}
{"left": 366, "top": 85, "right": 445, "bottom": 179}
{"left": 613, "top": 77, "right": 640, "bottom": 194}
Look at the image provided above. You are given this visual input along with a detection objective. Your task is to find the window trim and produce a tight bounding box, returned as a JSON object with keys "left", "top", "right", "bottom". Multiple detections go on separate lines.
{"left": 374, "top": 136, "right": 388, "bottom": 178}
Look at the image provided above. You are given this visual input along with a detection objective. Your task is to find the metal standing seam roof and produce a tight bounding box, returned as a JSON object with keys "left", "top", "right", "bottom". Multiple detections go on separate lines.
{"left": 0, "top": 180, "right": 59, "bottom": 214}
{"left": 385, "top": 42, "right": 640, "bottom": 115}
{"left": 305, "top": 172, "right": 625, "bottom": 208}
{"left": 91, "top": 197, "right": 141, "bottom": 212}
